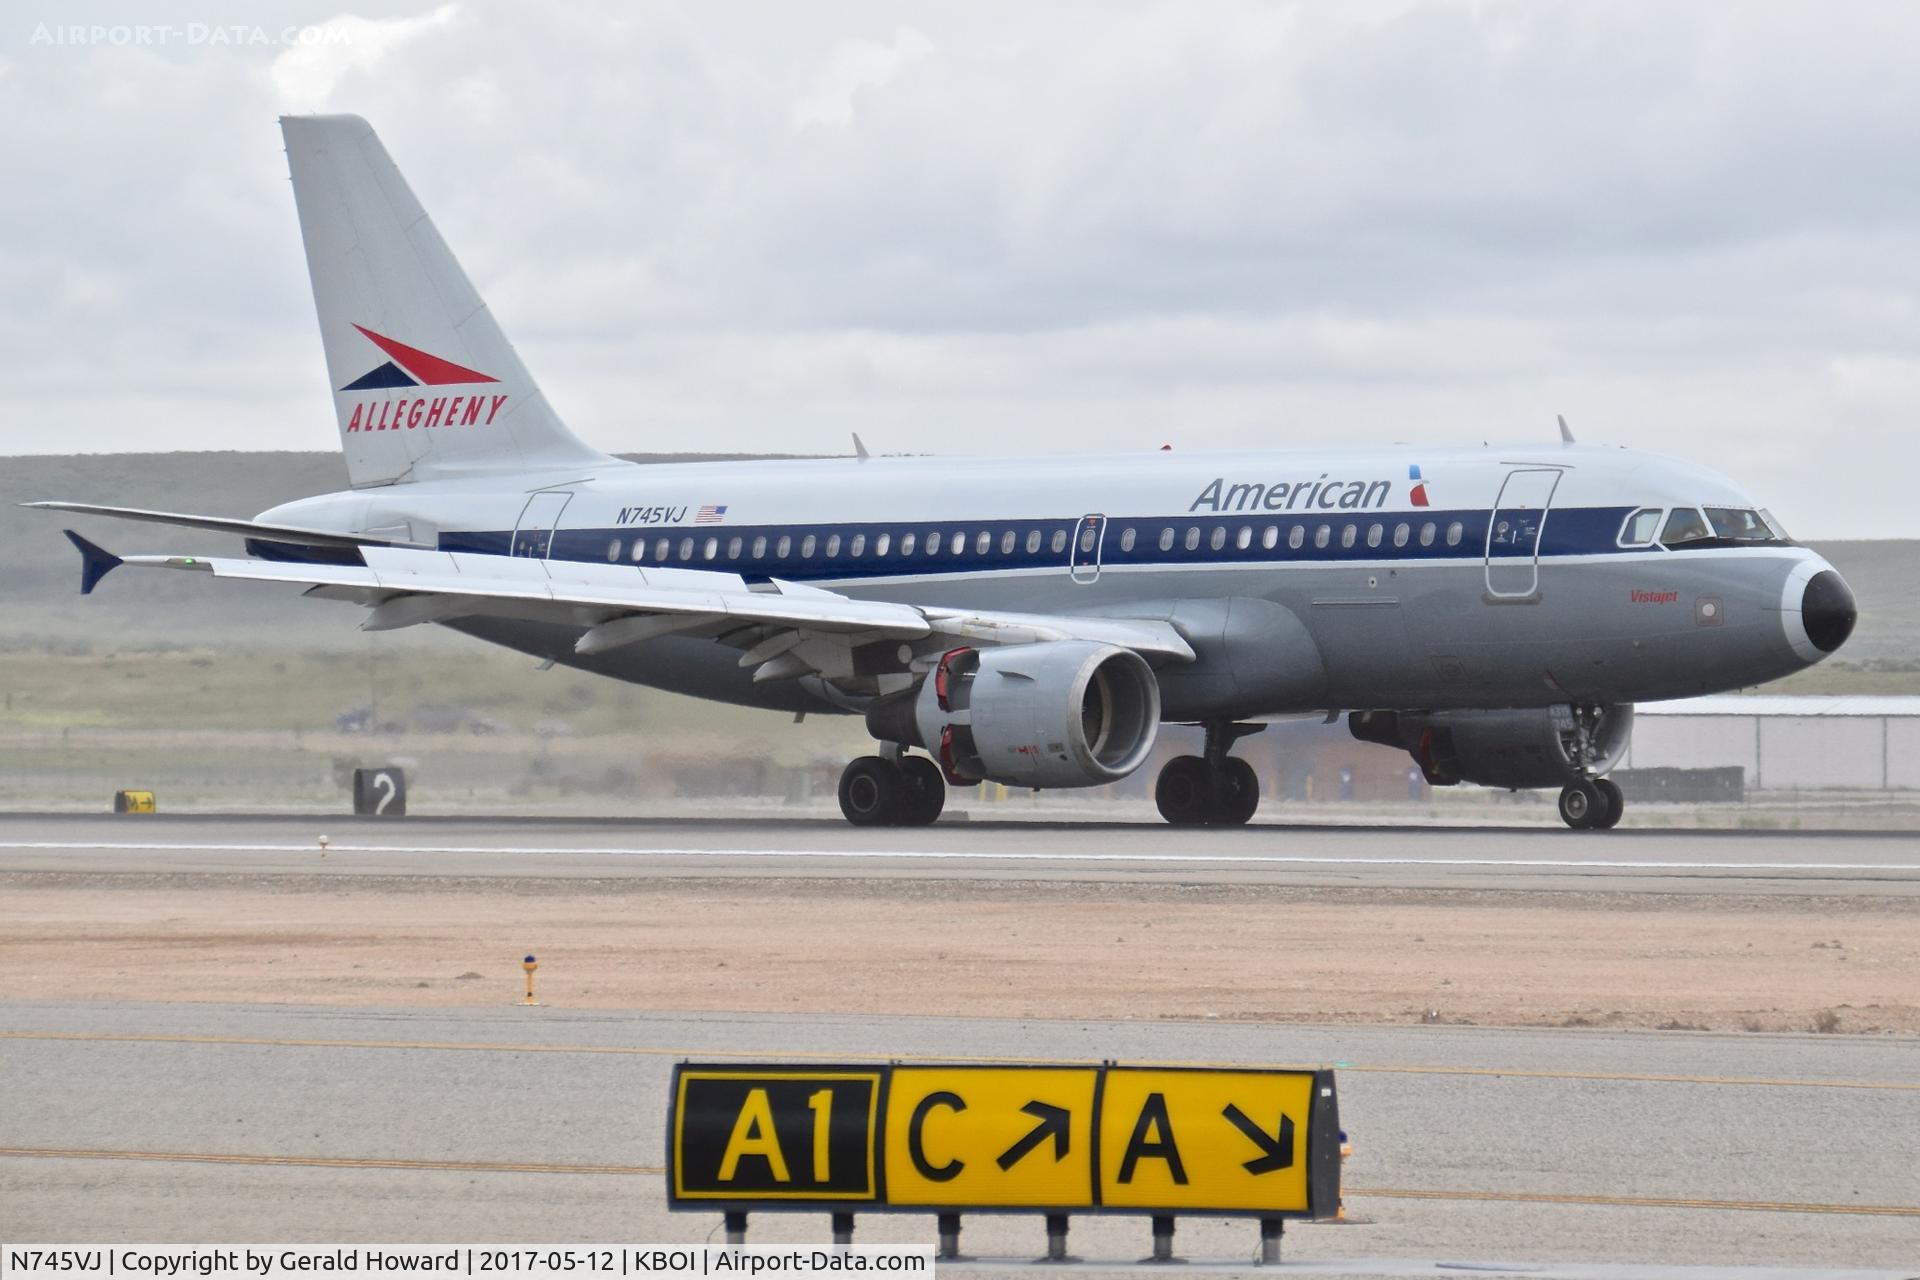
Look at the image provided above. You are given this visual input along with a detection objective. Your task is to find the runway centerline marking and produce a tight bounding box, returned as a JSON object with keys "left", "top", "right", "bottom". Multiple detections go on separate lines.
{"left": 2, "top": 841, "right": 1913, "bottom": 874}
{"left": 3, "top": 1146, "right": 1913, "bottom": 1218}
{"left": 4, "top": 1030, "right": 1913, "bottom": 1091}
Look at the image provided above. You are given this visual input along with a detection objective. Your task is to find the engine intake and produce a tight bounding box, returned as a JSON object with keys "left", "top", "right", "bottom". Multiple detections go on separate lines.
{"left": 866, "top": 641, "right": 1161, "bottom": 788}
{"left": 1350, "top": 704, "right": 1633, "bottom": 790}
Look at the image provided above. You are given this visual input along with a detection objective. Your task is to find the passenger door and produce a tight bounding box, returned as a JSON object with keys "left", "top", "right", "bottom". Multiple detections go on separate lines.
{"left": 1069, "top": 513, "right": 1107, "bottom": 584}
{"left": 1484, "top": 469, "right": 1560, "bottom": 599}
{"left": 511, "top": 490, "right": 573, "bottom": 559}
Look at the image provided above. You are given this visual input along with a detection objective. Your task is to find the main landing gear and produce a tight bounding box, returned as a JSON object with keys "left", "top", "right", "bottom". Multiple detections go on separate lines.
{"left": 1557, "top": 778, "right": 1624, "bottom": 830}
{"left": 1156, "top": 721, "right": 1265, "bottom": 826}
{"left": 838, "top": 752, "right": 947, "bottom": 827}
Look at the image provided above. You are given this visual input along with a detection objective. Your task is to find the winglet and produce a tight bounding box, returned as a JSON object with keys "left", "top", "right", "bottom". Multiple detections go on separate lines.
{"left": 1557, "top": 414, "right": 1575, "bottom": 444}
{"left": 851, "top": 432, "right": 870, "bottom": 461}
{"left": 63, "top": 529, "right": 124, "bottom": 595}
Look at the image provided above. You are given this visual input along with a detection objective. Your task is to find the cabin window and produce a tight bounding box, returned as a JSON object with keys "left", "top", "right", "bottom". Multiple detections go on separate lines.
{"left": 1236, "top": 526, "right": 1253, "bottom": 550}
{"left": 1445, "top": 521, "right": 1464, "bottom": 546}
{"left": 1314, "top": 524, "right": 1331, "bottom": 548}
{"left": 607, "top": 539, "right": 622, "bottom": 562}
{"left": 1184, "top": 527, "right": 1201, "bottom": 551}
{"left": 1660, "top": 507, "right": 1712, "bottom": 547}
{"left": 824, "top": 534, "right": 840, "bottom": 558}
{"left": 770, "top": 535, "right": 788, "bottom": 558}
{"left": 631, "top": 540, "right": 646, "bottom": 563}
{"left": 656, "top": 538, "right": 672, "bottom": 562}
{"left": 978, "top": 531, "right": 993, "bottom": 555}
{"left": 1120, "top": 527, "right": 1137, "bottom": 553}
{"left": 1028, "top": 530, "right": 1044, "bottom": 554}
{"left": 1419, "top": 522, "right": 1435, "bottom": 547}
{"left": 703, "top": 537, "right": 719, "bottom": 560}
{"left": 751, "top": 536, "right": 768, "bottom": 559}
{"left": 900, "top": 532, "right": 917, "bottom": 556}
{"left": 1159, "top": 528, "right": 1175, "bottom": 552}
{"left": 1261, "top": 525, "right": 1278, "bottom": 550}
{"left": 1393, "top": 523, "right": 1410, "bottom": 548}
{"left": 927, "top": 531, "right": 941, "bottom": 555}
{"left": 799, "top": 535, "right": 815, "bottom": 559}
{"left": 955, "top": 532, "right": 969, "bottom": 555}
{"left": 1340, "top": 524, "right": 1357, "bottom": 549}
{"left": 1002, "top": 530, "right": 1017, "bottom": 554}
{"left": 1079, "top": 527, "right": 1096, "bottom": 553}
{"left": 1052, "top": 529, "right": 1068, "bottom": 554}
{"left": 850, "top": 534, "right": 866, "bottom": 557}
{"left": 874, "top": 533, "right": 891, "bottom": 556}
{"left": 1289, "top": 525, "right": 1305, "bottom": 550}
{"left": 1366, "top": 523, "right": 1384, "bottom": 548}
{"left": 679, "top": 537, "right": 695, "bottom": 561}
{"left": 1618, "top": 508, "right": 1663, "bottom": 547}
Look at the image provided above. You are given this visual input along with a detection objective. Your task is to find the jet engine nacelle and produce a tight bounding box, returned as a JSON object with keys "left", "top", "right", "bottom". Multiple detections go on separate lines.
{"left": 1349, "top": 704, "right": 1634, "bottom": 790}
{"left": 865, "top": 641, "right": 1161, "bottom": 789}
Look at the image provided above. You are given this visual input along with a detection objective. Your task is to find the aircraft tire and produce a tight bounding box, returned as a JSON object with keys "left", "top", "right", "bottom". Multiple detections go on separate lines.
{"left": 1557, "top": 780, "right": 1604, "bottom": 830}
{"left": 1594, "top": 777, "right": 1624, "bottom": 830}
{"left": 1210, "top": 758, "right": 1260, "bottom": 825}
{"left": 895, "top": 756, "right": 947, "bottom": 826}
{"left": 839, "top": 756, "right": 902, "bottom": 827}
{"left": 1156, "top": 755, "right": 1214, "bottom": 825}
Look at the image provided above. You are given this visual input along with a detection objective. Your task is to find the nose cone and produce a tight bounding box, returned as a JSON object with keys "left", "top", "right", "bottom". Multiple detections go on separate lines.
{"left": 1800, "top": 569, "right": 1857, "bottom": 654}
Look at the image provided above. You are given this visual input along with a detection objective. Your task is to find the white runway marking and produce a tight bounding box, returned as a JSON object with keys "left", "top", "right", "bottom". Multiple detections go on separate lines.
{"left": 2, "top": 840, "right": 1914, "bottom": 872}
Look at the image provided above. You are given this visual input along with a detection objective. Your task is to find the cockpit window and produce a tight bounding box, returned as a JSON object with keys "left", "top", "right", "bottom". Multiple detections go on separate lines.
{"left": 1704, "top": 507, "right": 1777, "bottom": 543}
{"left": 1659, "top": 507, "right": 1712, "bottom": 547}
{"left": 1618, "top": 508, "right": 1663, "bottom": 546}
{"left": 1760, "top": 509, "right": 1790, "bottom": 540}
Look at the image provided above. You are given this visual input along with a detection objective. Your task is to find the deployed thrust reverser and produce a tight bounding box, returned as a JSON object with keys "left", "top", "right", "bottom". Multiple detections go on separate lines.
{"left": 1349, "top": 704, "right": 1636, "bottom": 829}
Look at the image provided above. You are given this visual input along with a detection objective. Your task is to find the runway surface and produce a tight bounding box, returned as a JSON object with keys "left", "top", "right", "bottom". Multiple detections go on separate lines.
{"left": 4, "top": 813, "right": 1919, "bottom": 895}
{"left": 3, "top": 1001, "right": 1916, "bottom": 1275}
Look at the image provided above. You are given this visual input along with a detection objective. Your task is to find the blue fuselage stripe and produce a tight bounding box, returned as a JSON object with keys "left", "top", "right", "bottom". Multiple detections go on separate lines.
{"left": 439, "top": 505, "right": 1648, "bottom": 581}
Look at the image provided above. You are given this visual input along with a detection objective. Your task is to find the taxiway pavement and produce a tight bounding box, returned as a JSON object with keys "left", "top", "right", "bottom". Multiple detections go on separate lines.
{"left": 3, "top": 1002, "right": 1916, "bottom": 1274}
{"left": 3, "top": 813, "right": 1918, "bottom": 896}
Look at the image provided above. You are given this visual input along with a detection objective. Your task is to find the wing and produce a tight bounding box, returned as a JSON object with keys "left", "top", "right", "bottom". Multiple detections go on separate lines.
{"left": 64, "top": 535, "right": 1195, "bottom": 691}
{"left": 26, "top": 502, "right": 428, "bottom": 548}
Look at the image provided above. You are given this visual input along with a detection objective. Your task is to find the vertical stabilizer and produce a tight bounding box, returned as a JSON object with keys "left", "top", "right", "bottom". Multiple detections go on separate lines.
{"left": 281, "top": 114, "right": 612, "bottom": 487}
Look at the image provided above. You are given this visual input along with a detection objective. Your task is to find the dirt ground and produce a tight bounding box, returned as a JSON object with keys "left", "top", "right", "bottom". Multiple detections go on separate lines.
{"left": 3, "top": 873, "right": 1915, "bottom": 1035}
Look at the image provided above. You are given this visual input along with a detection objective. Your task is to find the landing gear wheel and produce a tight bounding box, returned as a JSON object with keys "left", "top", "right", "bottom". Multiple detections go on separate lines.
{"left": 1210, "top": 758, "right": 1260, "bottom": 826}
{"left": 896, "top": 755, "right": 947, "bottom": 827}
{"left": 1156, "top": 755, "right": 1214, "bottom": 826}
{"left": 839, "top": 756, "right": 902, "bottom": 827}
{"left": 1593, "top": 778, "right": 1624, "bottom": 830}
{"left": 1557, "top": 780, "right": 1605, "bottom": 830}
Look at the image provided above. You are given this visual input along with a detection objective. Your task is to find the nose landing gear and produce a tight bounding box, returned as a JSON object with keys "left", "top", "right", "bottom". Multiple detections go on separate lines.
{"left": 1558, "top": 777, "right": 1623, "bottom": 830}
{"left": 1155, "top": 721, "right": 1265, "bottom": 826}
{"left": 838, "top": 753, "right": 947, "bottom": 827}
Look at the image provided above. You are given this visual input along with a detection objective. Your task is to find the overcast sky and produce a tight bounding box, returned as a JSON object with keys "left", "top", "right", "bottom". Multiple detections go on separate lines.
{"left": 4, "top": 1, "right": 1919, "bottom": 536}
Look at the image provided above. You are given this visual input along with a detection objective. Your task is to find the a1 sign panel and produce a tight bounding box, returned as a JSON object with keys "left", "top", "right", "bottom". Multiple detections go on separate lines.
{"left": 672, "top": 1069, "right": 882, "bottom": 1202}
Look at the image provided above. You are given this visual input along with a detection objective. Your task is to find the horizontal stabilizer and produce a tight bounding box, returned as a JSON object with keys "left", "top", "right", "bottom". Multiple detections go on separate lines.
{"left": 63, "top": 529, "right": 124, "bottom": 595}
{"left": 25, "top": 502, "right": 426, "bottom": 548}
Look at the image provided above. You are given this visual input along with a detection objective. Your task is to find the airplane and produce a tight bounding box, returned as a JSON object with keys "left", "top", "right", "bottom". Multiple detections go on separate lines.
{"left": 32, "top": 115, "right": 1857, "bottom": 831}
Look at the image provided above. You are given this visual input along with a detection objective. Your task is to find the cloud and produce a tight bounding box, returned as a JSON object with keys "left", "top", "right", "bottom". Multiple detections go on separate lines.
{"left": 266, "top": 3, "right": 463, "bottom": 109}
{"left": 1, "top": 0, "right": 1917, "bottom": 537}
{"left": 791, "top": 27, "right": 931, "bottom": 129}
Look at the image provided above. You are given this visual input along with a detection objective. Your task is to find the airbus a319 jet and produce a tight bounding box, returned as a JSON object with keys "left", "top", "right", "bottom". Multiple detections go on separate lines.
{"left": 35, "top": 116, "right": 1857, "bottom": 830}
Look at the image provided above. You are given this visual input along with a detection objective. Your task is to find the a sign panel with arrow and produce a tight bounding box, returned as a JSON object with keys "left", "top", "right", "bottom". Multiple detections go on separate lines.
{"left": 668, "top": 1062, "right": 1340, "bottom": 1219}
{"left": 883, "top": 1066, "right": 1098, "bottom": 1207}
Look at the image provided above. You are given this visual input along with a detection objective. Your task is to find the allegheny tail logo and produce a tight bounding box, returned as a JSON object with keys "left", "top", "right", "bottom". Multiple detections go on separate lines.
{"left": 339, "top": 324, "right": 509, "bottom": 434}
